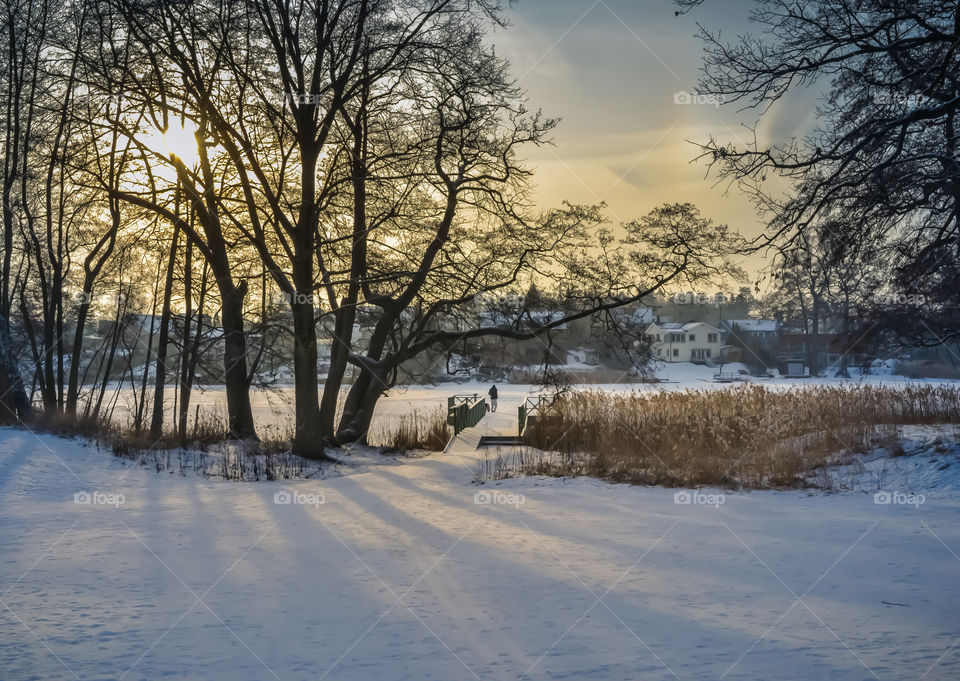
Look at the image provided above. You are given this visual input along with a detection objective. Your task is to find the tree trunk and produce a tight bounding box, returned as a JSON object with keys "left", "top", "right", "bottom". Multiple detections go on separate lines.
{"left": 91, "top": 299, "right": 124, "bottom": 420}
{"left": 337, "top": 366, "right": 387, "bottom": 444}
{"left": 317, "top": 306, "right": 352, "bottom": 439}
{"left": 177, "top": 238, "right": 193, "bottom": 439}
{"left": 66, "top": 293, "right": 92, "bottom": 416}
{"left": 336, "top": 315, "right": 392, "bottom": 442}
{"left": 150, "top": 224, "right": 179, "bottom": 438}
{"left": 179, "top": 262, "right": 207, "bottom": 442}
{"left": 289, "top": 137, "right": 326, "bottom": 457}
{"left": 809, "top": 291, "right": 820, "bottom": 376}
{"left": 0, "top": 311, "right": 28, "bottom": 423}
{"left": 220, "top": 280, "right": 256, "bottom": 439}
{"left": 291, "top": 294, "right": 324, "bottom": 457}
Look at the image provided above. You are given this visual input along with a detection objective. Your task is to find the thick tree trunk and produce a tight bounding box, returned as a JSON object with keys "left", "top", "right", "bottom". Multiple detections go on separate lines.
{"left": 337, "top": 366, "right": 387, "bottom": 444}
{"left": 288, "top": 139, "right": 327, "bottom": 457}
{"left": 291, "top": 294, "right": 325, "bottom": 457}
{"left": 336, "top": 316, "right": 392, "bottom": 442}
{"left": 336, "top": 368, "right": 372, "bottom": 442}
{"left": 220, "top": 280, "right": 256, "bottom": 440}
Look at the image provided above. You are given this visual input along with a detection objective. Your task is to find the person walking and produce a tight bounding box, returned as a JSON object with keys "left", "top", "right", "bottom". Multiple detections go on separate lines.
{"left": 488, "top": 384, "right": 498, "bottom": 413}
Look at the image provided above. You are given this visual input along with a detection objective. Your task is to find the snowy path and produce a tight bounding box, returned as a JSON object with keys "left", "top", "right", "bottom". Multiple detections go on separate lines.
{"left": 1, "top": 418, "right": 959, "bottom": 680}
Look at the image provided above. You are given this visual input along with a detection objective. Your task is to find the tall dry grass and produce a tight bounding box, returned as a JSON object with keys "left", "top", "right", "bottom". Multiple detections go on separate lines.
{"left": 522, "top": 384, "right": 960, "bottom": 488}
{"left": 371, "top": 408, "right": 450, "bottom": 452}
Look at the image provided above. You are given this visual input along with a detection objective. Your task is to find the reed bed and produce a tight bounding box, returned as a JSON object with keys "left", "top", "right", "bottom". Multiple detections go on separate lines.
{"left": 521, "top": 384, "right": 960, "bottom": 489}
{"left": 371, "top": 407, "right": 450, "bottom": 452}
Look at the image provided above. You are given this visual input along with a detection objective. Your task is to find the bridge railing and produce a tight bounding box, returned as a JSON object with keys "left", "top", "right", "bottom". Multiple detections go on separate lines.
{"left": 517, "top": 394, "right": 555, "bottom": 437}
{"left": 447, "top": 393, "right": 487, "bottom": 435}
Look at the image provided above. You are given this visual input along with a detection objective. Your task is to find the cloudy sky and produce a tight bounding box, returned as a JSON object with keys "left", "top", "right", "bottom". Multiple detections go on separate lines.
{"left": 491, "top": 0, "right": 820, "bottom": 280}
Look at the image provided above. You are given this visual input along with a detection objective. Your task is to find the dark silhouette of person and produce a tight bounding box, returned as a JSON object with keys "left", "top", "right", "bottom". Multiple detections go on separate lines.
{"left": 488, "top": 385, "right": 498, "bottom": 412}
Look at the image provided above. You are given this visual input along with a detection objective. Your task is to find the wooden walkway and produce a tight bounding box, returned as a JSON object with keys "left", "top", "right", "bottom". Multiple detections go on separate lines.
{"left": 443, "top": 407, "right": 518, "bottom": 454}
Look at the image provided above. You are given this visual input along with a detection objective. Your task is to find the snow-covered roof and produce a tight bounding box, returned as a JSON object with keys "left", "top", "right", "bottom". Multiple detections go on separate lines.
{"left": 681, "top": 321, "right": 722, "bottom": 332}
{"left": 631, "top": 307, "right": 655, "bottom": 324}
{"left": 726, "top": 319, "right": 779, "bottom": 333}
{"left": 647, "top": 321, "right": 722, "bottom": 332}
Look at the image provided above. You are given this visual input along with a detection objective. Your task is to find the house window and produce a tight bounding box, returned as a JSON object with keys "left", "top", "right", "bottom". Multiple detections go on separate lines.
{"left": 673, "top": 348, "right": 679, "bottom": 357}
{"left": 688, "top": 334, "right": 696, "bottom": 342}
{"left": 708, "top": 333, "right": 718, "bottom": 343}
{"left": 705, "top": 349, "right": 711, "bottom": 358}
{"left": 656, "top": 334, "right": 661, "bottom": 342}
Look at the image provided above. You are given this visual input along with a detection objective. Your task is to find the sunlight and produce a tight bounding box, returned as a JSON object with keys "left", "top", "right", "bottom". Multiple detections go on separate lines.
{"left": 144, "top": 118, "right": 200, "bottom": 167}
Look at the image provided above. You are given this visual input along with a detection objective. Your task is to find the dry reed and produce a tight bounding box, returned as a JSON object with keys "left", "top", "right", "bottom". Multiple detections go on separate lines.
{"left": 371, "top": 408, "right": 450, "bottom": 452}
{"left": 522, "top": 384, "right": 960, "bottom": 488}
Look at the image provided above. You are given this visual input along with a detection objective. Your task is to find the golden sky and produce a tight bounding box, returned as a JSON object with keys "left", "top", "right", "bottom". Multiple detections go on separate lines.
{"left": 493, "top": 0, "right": 821, "bottom": 284}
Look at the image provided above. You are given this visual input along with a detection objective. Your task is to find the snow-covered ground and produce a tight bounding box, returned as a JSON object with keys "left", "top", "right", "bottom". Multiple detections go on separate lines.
{"left": 4, "top": 367, "right": 959, "bottom": 679}
{"left": 2, "top": 412, "right": 960, "bottom": 680}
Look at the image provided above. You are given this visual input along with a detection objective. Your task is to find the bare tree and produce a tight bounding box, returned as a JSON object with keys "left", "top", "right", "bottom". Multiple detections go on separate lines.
{"left": 680, "top": 0, "right": 960, "bottom": 340}
{"left": 88, "top": 0, "right": 744, "bottom": 458}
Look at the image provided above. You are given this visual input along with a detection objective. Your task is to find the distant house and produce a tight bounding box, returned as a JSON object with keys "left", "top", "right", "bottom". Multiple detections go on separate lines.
{"left": 721, "top": 319, "right": 779, "bottom": 346}
{"left": 775, "top": 331, "right": 864, "bottom": 374}
{"left": 631, "top": 307, "right": 656, "bottom": 326}
{"left": 645, "top": 321, "right": 724, "bottom": 364}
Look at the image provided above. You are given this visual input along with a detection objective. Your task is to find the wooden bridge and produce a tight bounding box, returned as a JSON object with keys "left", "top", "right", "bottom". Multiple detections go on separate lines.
{"left": 444, "top": 393, "right": 553, "bottom": 452}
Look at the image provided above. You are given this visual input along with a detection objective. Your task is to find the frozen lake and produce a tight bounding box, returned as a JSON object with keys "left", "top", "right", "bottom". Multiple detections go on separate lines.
{"left": 96, "top": 362, "right": 959, "bottom": 444}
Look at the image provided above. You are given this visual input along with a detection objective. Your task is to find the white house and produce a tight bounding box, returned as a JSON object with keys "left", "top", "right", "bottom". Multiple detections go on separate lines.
{"left": 645, "top": 321, "right": 724, "bottom": 363}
